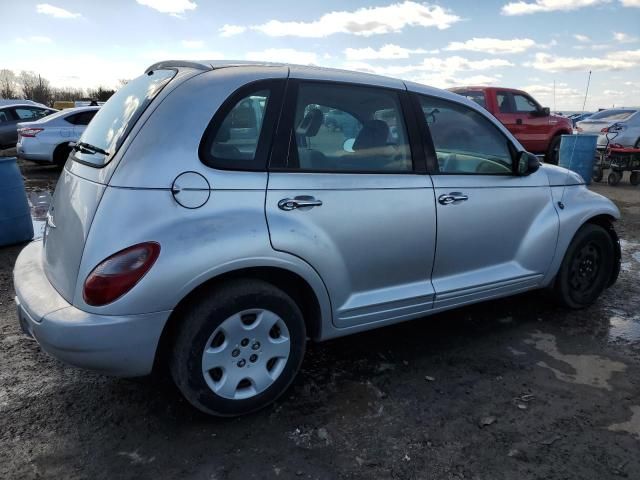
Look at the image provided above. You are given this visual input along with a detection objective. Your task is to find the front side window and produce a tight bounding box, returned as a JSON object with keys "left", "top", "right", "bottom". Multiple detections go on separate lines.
{"left": 513, "top": 94, "right": 538, "bottom": 113}
{"left": 14, "top": 107, "right": 43, "bottom": 120}
{"left": 419, "top": 95, "right": 513, "bottom": 175}
{"left": 285, "top": 82, "right": 412, "bottom": 172}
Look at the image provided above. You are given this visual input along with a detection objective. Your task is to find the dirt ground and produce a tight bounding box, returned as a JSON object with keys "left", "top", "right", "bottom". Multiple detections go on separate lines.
{"left": 1, "top": 162, "right": 640, "bottom": 480}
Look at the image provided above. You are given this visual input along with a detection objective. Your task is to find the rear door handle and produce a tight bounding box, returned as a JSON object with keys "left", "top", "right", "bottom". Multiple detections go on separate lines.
{"left": 278, "top": 196, "right": 323, "bottom": 211}
{"left": 438, "top": 192, "right": 468, "bottom": 205}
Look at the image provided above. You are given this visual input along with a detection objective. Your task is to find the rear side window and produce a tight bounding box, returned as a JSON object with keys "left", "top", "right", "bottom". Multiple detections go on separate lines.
{"left": 74, "top": 69, "right": 175, "bottom": 167}
{"left": 419, "top": 95, "right": 513, "bottom": 175}
{"left": 281, "top": 82, "right": 412, "bottom": 173}
{"left": 66, "top": 110, "right": 97, "bottom": 125}
{"left": 200, "top": 80, "right": 285, "bottom": 171}
{"left": 457, "top": 90, "right": 487, "bottom": 109}
{"left": 0, "top": 110, "right": 11, "bottom": 123}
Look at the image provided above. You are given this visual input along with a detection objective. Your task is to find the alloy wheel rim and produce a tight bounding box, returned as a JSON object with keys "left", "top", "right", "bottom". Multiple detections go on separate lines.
{"left": 568, "top": 241, "right": 601, "bottom": 296}
{"left": 201, "top": 309, "right": 291, "bottom": 400}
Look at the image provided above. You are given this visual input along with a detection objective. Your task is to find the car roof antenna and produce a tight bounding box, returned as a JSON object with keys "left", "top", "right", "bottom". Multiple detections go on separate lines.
{"left": 558, "top": 70, "right": 592, "bottom": 210}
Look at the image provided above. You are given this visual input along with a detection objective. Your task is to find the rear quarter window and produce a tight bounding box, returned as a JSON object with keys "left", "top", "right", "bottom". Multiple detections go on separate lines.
{"left": 73, "top": 69, "right": 176, "bottom": 167}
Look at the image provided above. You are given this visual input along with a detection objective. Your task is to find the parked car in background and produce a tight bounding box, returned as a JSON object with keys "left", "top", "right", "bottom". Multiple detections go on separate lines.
{"left": 568, "top": 112, "right": 594, "bottom": 128}
{"left": 576, "top": 108, "right": 640, "bottom": 149}
{"left": 14, "top": 61, "right": 620, "bottom": 417}
{"left": 16, "top": 106, "right": 100, "bottom": 166}
{"left": 449, "top": 87, "right": 573, "bottom": 164}
{"left": 0, "top": 103, "right": 57, "bottom": 149}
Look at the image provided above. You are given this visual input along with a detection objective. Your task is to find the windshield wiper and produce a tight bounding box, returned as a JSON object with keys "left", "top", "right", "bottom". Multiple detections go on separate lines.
{"left": 73, "top": 141, "right": 110, "bottom": 156}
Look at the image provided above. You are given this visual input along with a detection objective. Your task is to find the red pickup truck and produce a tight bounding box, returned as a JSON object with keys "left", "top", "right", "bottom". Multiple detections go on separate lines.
{"left": 449, "top": 87, "right": 572, "bottom": 164}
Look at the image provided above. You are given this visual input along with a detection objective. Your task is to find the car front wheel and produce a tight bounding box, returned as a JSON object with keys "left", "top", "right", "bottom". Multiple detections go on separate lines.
{"left": 170, "top": 279, "right": 306, "bottom": 416}
{"left": 554, "top": 223, "right": 615, "bottom": 309}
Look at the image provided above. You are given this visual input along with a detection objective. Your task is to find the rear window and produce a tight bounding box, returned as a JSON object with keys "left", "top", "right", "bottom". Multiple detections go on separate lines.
{"left": 74, "top": 69, "right": 176, "bottom": 166}
{"left": 588, "top": 109, "right": 637, "bottom": 121}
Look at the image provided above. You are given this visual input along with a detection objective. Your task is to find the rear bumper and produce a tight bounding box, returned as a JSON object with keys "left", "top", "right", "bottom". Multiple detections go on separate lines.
{"left": 13, "top": 240, "right": 171, "bottom": 377}
{"left": 16, "top": 143, "right": 53, "bottom": 163}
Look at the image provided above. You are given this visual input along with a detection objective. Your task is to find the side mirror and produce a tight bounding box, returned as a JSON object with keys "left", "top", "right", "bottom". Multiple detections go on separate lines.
{"left": 517, "top": 151, "right": 540, "bottom": 176}
{"left": 537, "top": 107, "right": 550, "bottom": 117}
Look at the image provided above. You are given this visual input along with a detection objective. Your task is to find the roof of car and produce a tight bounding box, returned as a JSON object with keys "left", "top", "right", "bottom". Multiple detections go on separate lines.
{"left": 145, "top": 59, "right": 468, "bottom": 103}
{"left": 0, "top": 103, "right": 54, "bottom": 110}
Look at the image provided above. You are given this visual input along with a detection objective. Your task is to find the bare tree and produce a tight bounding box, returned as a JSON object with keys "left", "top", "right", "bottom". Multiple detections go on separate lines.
{"left": 0, "top": 69, "right": 19, "bottom": 99}
{"left": 86, "top": 86, "right": 116, "bottom": 102}
{"left": 19, "top": 71, "right": 52, "bottom": 105}
{"left": 51, "top": 86, "right": 85, "bottom": 103}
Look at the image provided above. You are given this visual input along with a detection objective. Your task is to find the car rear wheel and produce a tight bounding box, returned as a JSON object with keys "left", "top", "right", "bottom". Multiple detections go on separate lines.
{"left": 554, "top": 224, "right": 614, "bottom": 309}
{"left": 170, "top": 279, "right": 306, "bottom": 416}
{"left": 546, "top": 136, "right": 561, "bottom": 165}
{"left": 608, "top": 170, "right": 622, "bottom": 186}
{"left": 53, "top": 143, "right": 72, "bottom": 167}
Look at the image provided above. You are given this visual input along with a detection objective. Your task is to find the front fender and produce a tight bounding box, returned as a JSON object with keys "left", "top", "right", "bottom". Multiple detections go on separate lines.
{"left": 542, "top": 185, "right": 621, "bottom": 286}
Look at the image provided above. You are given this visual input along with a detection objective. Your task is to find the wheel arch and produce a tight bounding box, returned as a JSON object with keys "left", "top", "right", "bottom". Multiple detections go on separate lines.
{"left": 153, "top": 263, "right": 331, "bottom": 373}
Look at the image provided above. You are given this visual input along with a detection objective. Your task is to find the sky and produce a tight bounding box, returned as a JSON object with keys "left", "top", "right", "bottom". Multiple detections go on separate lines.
{"left": 1, "top": 0, "right": 639, "bottom": 110}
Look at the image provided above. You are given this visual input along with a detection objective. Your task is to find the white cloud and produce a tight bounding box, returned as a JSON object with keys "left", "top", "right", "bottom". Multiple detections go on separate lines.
{"left": 135, "top": 0, "right": 196, "bottom": 16}
{"left": 344, "top": 44, "right": 432, "bottom": 60}
{"left": 36, "top": 3, "right": 81, "bottom": 19}
{"left": 444, "top": 37, "right": 536, "bottom": 54}
{"left": 613, "top": 32, "right": 638, "bottom": 43}
{"left": 345, "top": 56, "right": 513, "bottom": 88}
{"left": 181, "top": 40, "right": 204, "bottom": 49}
{"left": 603, "top": 89, "right": 625, "bottom": 95}
{"left": 608, "top": 49, "right": 640, "bottom": 62}
{"left": 502, "top": 0, "right": 610, "bottom": 16}
{"left": 245, "top": 48, "right": 318, "bottom": 65}
{"left": 219, "top": 24, "right": 246, "bottom": 37}
{"left": 246, "top": 2, "right": 460, "bottom": 38}
{"left": 15, "top": 36, "right": 53, "bottom": 45}
{"left": 521, "top": 83, "right": 582, "bottom": 97}
{"left": 526, "top": 52, "right": 637, "bottom": 71}
{"left": 574, "top": 34, "right": 590, "bottom": 42}
{"left": 620, "top": 0, "right": 640, "bottom": 5}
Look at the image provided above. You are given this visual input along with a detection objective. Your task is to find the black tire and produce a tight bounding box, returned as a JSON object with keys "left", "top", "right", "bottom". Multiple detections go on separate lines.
{"left": 592, "top": 167, "right": 603, "bottom": 183}
{"left": 630, "top": 171, "right": 640, "bottom": 186}
{"left": 53, "top": 143, "right": 72, "bottom": 167}
{"left": 170, "top": 279, "right": 306, "bottom": 416}
{"left": 554, "top": 224, "right": 615, "bottom": 309}
{"left": 546, "top": 136, "right": 561, "bottom": 165}
{"left": 608, "top": 170, "right": 622, "bottom": 186}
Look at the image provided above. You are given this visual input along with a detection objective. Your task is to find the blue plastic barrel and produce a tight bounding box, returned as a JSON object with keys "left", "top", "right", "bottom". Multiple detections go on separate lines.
{"left": 0, "top": 157, "right": 34, "bottom": 246}
{"left": 558, "top": 134, "right": 598, "bottom": 185}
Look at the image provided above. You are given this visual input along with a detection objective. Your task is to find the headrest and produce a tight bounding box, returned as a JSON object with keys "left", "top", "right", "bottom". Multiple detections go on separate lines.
{"left": 296, "top": 108, "right": 324, "bottom": 138}
{"left": 353, "top": 120, "right": 389, "bottom": 151}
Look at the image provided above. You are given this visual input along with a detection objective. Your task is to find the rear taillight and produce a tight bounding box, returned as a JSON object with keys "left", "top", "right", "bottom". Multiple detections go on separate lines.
{"left": 18, "top": 128, "right": 44, "bottom": 137}
{"left": 602, "top": 124, "right": 627, "bottom": 133}
{"left": 83, "top": 242, "right": 160, "bottom": 306}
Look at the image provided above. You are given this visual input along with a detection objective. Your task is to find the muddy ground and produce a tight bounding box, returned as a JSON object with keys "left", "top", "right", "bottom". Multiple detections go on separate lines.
{"left": 1, "top": 161, "right": 640, "bottom": 480}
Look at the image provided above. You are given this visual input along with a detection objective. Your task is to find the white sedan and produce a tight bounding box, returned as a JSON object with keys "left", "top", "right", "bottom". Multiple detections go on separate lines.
{"left": 16, "top": 106, "right": 99, "bottom": 166}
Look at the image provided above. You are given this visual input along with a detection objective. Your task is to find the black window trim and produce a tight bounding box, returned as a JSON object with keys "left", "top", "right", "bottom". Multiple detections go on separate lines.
{"left": 268, "top": 78, "right": 427, "bottom": 175}
{"left": 199, "top": 78, "right": 286, "bottom": 172}
{"left": 411, "top": 92, "right": 520, "bottom": 176}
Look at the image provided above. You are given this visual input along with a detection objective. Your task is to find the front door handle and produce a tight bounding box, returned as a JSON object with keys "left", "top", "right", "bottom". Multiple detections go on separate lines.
{"left": 438, "top": 192, "right": 468, "bottom": 205}
{"left": 278, "top": 196, "right": 323, "bottom": 211}
{"left": 516, "top": 118, "right": 523, "bottom": 125}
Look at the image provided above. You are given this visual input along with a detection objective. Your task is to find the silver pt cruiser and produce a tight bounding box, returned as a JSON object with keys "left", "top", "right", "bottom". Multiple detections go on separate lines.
{"left": 14, "top": 61, "right": 621, "bottom": 416}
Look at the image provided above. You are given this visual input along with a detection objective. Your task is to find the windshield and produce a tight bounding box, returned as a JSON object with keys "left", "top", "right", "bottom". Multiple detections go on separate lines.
{"left": 588, "top": 109, "right": 637, "bottom": 121}
{"left": 74, "top": 69, "right": 176, "bottom": 166}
